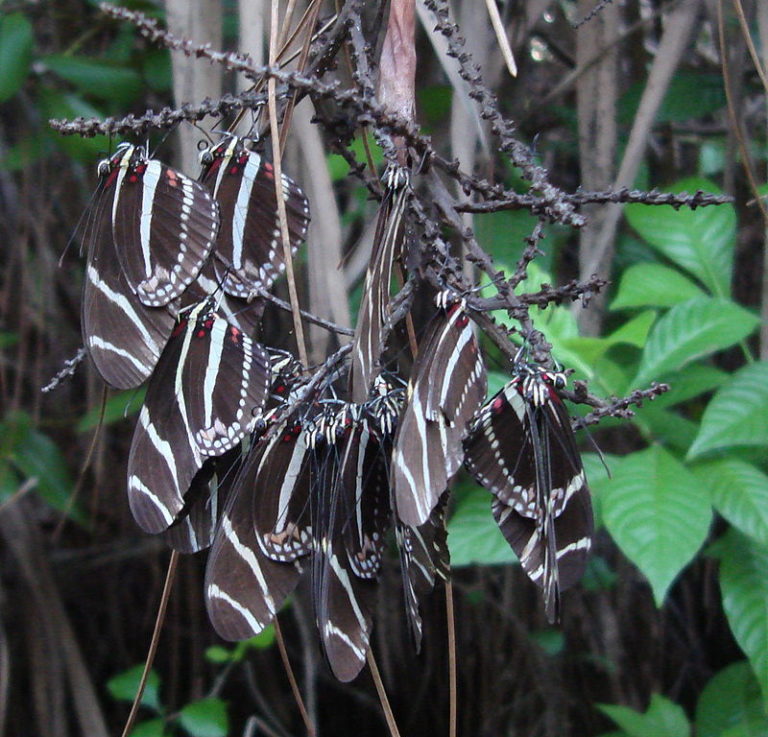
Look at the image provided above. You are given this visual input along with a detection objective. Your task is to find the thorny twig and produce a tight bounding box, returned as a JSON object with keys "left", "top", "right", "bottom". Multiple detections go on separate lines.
{"left": 47, "top": 2, "right": 727, "bottom": 427}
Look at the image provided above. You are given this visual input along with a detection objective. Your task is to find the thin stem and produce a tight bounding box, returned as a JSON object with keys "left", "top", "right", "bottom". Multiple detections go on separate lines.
{"left": 366, "top": 649, "right": 402, "bottom": 737}
{"left": 445, "top": 581, "right": 457, "bottom": 737}
{"left": 120, "top": 550, "right": 179, "bottom": 737}
{"left": 269, "top": 0, "right": 309, "bottom": 368}
{"left": 274, "top": 618, "right": 316, "bottom": 737}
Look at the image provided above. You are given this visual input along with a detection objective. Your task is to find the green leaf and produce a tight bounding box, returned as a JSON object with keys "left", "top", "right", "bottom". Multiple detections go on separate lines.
{"left": 106, "top": 665, "right": 162, "bottom": 713}
{"left": 448, "top": 485, "right": 516, "bottom": 566}
{"left": 599, "top": 694, "right": 690, "bottom": 737}
{"left": 696, "top": 661, "right": 768, "bottom": 737}
{"left": 610, "top": 263, "right": 705, "bottom": 310}
{"left": 619, "top": 71, "right": 725, "bottom": 125}
{"left": 204, "top": 646, "right": 233, "bottom": 664}
{"left": 694, "top": 460, "right": 768, "bottom": 547}
{"left": 130, "top": 719, "right": 170, "bottom": 737}
{"left": 601, "top": 446, "right": 712, "bottom": 605}
{"left": 0, "top": 13, "right": 34, "bottom": 103}
{"left": 633, "top": 297, "right": 758, "bottom": 386}
{"left": 143, "top": 49, "right": 172, "bottom": 92}
{"left": 476, "top": 209, "right": 546, "bottom": 270}
{"left": 688, "top": 361, "right": 768, "bottom": 459}
{"left": 650, "top": 364, "right": 728, "bottom": 409}
{"left": 2, "top": 413, "right": 82, "bottom": 522}
{"left": 179, "top": 698, "right": 228, "bottom": 737}
{"left": 632, "top": 407, "right": 699, "bottom": 454}
{"left": 43, "top": 55, "right": 142, "bottom": 104}
{"left": 604, "top": 311, "right": 657, "bottom": 349}
{"left": 625, "top": 178, "right": 736, "bottom": 296}
{"left": 715, "top": 530, "right": 768, "bottom": 703}
{"left": 77, "top": 388, "right": 147, "bottom": 431}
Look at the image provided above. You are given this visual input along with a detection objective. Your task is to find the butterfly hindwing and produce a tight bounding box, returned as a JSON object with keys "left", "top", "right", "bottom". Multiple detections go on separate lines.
{"left": 205, "top": 439, "right": 301, "bottom": 641}
{"left": 200, "top": 137, "right": 310, "bottom": 298}
{"left": 393, "top": 297, "right": 486, "bottom": 527}
{"left": 104, "top": 144, "right": 219, "bottom": 307}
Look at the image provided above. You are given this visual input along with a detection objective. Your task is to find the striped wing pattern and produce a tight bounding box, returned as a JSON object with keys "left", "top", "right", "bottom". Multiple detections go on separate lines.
{"left": 397, "top": 494, "right": 450, "bottom": 649}
{"left": 205, "top": 438, "right": 302, "bottom": 641}
{"left": 81, "top": 190, "right": 175, "bottom": 389}
{"left": 253, "top": 411, "right": 314, "bottom": 563}
{"left": 310, "top": 407, "right": 378, "bottom": 683}
{"left": 392, "top": 298, "right": 487, "bottom": 527}
{"left": 106, "top": 144, "right": 219, "bottom": 306}
{"left": 200, "top": 137, "right": 310, "bottom": 298}
{"left": 348, "top": 167, "right": 409, "bottom": 403}
{"left": 127, "top": 301, "right": 270, "bottom": 534}
{"left": 463, "top": 365, "right": 593, "bottom": 621}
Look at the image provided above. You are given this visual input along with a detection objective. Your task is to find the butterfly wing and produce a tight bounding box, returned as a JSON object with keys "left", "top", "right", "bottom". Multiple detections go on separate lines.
{"left": 81, "top": 181, "right": 175, "bottom": 389}
{"left": 111, "top": 145, "right": 219, "bottom": 306}
{"left": 200, "top": 138, "right": 310, "bottom": 298}
{"left": 205, "top": 439, "right": 301, "bottom": 640}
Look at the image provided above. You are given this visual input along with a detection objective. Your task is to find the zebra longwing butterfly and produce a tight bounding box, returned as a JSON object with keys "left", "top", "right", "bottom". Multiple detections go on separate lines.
{"left": 95, "top": 142, "right": 219, "bottom": 307}
{"left": 392, "top": 294, "right": 487, "bottom": 527}
{"left": 127, "top": 299, "right": 270, "bottom": 534}
{"left": 348, "top": 165, "right": 409, "bottom": 403}
{"left": 171, "top": 257, "right": 266, "bottom": 339}
{"left": 81, "top": 188, "right": 175, "bottom": 389}
{"left": 199, "top": 136, "right": 310, "bottom": 298}
{"left": 308, "top": 405, "right": 379, "bottom": 683}
{"left": 396, "top": 494, "right": 450, "bottom": 649}
{"left": 159, "top": 449, "right": 239, "bottom": 554}
{"left": 205, "top": 432, "right": 302, "bottom": 641}
{"left": 463, "top": 362, "right": 593, "bottom": 622}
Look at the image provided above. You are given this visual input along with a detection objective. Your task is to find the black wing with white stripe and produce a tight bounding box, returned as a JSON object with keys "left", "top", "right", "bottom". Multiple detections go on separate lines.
{"left": 463, "top": 363, "right": 593, "bottom": 621}
{"left": 392, "top": 296, "right": 487, "bottom": 527}
{"left": 205, "top": 438, "right": 301, "bottom": 640}
{"left": 200, "top": 137, "right": 310, "bottom": 298}
{"left": 81, "top": 186, "right": 175, "bottom": 389}
{"left": 127, "top": 300, "right": 270, "bottom": 534}
{"left": 348, "top": 166, "right": 409, "bottom": 403}
{"left": 102, "top": 143, "right": 219, "bottom": 306}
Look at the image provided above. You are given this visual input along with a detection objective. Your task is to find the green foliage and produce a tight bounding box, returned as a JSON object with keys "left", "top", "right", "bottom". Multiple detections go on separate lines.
{"left": 599, "top": 694, "right": 691, "bottom": 737}
{"left": 0, "top": 411, "right": 83, "bottom": 522}
{"left": 688, "top": 361, "right": 768, "bottom": 459}
{"left": 625, "top": 178, "right": 736, "bottom": 297}
{"left": 107, "top": 666, "right": 162, "bottom": 713}
{"left": 696, "top": 661, "right": 768, "bottom": 737}
{"left": 632, "top": 297, "right": 758, "bottom": 386}
{"left": 179, "top": 699, "right": 229, "bottom": 737}
{"left": 714, "top": 531, "right": 768, "bottom": 703}
{"left": 610, "top": 263, "right": 704, "bottom": 310}
{"left": 0, "top": 13, "right": 34, "bottom": 103}
{"left": 448, "top": 483, "right": 516, "bottom": 566}
{"left": 599, "top": 445, "right": 711, "bottom": 605}
{"left": 107, "top": 666, "right": 229, "bottom": 737}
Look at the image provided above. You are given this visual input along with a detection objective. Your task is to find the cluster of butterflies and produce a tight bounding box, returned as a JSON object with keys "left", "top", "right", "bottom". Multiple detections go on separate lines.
{"left": 77, "top": 135, "right": 593, "bottom": 682}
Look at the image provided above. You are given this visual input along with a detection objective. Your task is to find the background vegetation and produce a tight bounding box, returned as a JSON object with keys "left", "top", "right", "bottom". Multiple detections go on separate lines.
{"left": 1, "top": 1, "right": 767, "bottom": 736}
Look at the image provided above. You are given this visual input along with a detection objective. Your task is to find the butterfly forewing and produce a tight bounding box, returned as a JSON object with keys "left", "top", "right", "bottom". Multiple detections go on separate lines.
{"left": 179, "top": 308, "right": 270, "bottom": 456}
{"left": 200, "top": 137, "right": 310, "bottom": 298}
{"left": 348, "top": 169, "right": 409, "bottom": 403}
{"left": 392, "top": 298, "right": 486, "bottom": 527}
{"left": 81, "top": 188, "right": 175, "bottom": 389}
{"left": 464, "top": 365, "right": 593, "bottom": 621}
{"left": 205, "top": 440, "right": 301, "bottom": 641}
